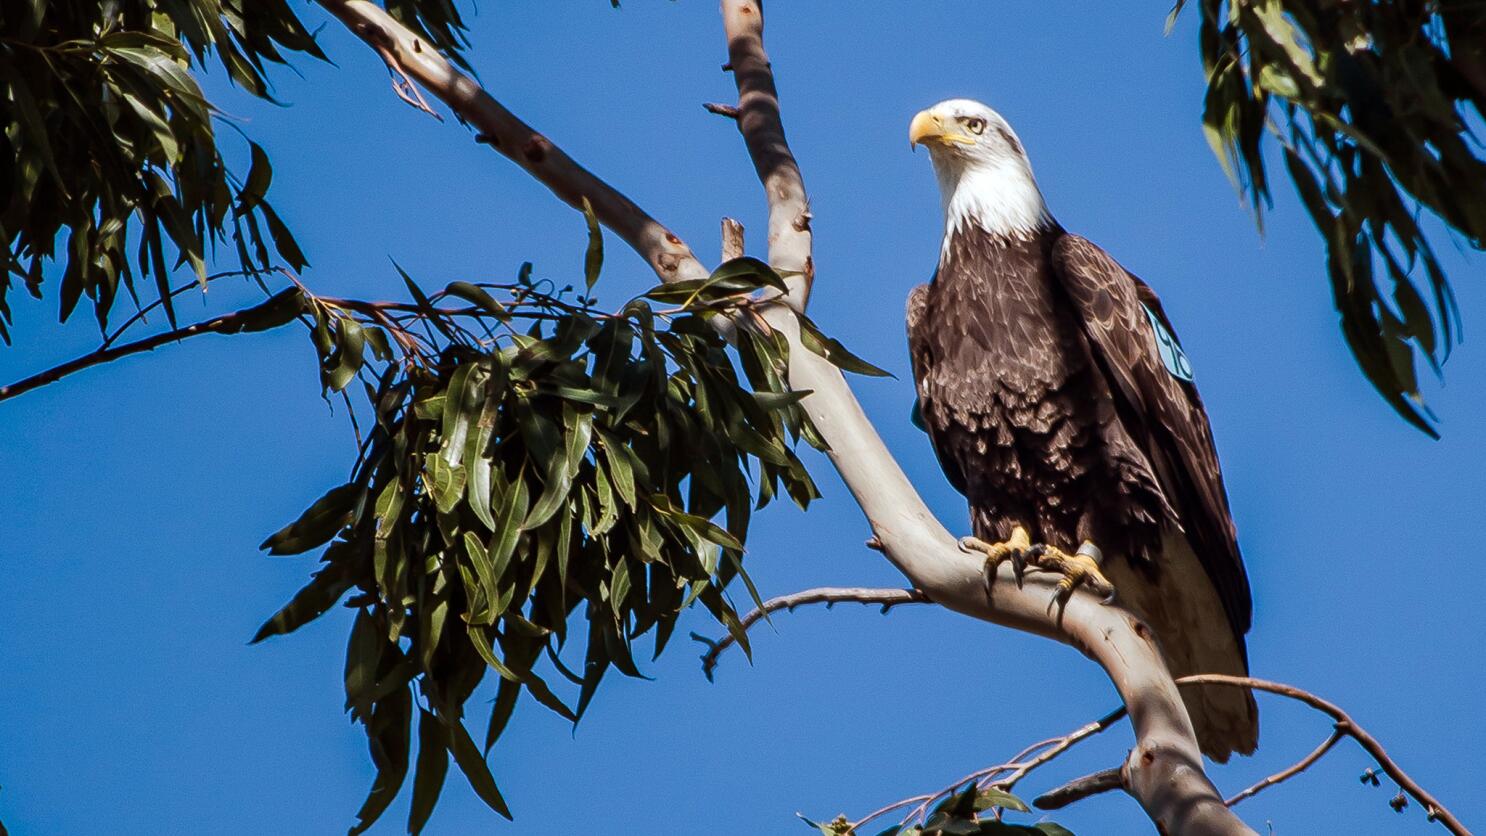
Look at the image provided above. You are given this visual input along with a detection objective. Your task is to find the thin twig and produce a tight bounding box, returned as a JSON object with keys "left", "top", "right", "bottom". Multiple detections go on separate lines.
{"left": 859, "top": 705, "right": 1128, "bottom": 832}
{"left": 340, "top": 388, "right": 365, "bottom": 451}
{"left": 879, "top": 671, "right": 1468, "bottom": 832}
{"left": 897, "top": 764, "right": 1020, "bottom": 828}
{"left": 692, "top": 587, "right": 928, "bottom": 680}
{"left": 992, "top": 705, "right": 1128, "bottom": 794}
{"left": 103, "top": 269, "right": 263, "bottom": 348}
{"left": 1179, "top": 674, "right": 1468, "bottom": 834}
{"left": 847, "top": 794, "right": 939, "bottom": 833}
{"left": 1225, "top": 728, "right": 1344, "bottom": 807}
{"left": 2, "top": 304, "right": 284, "bottom": 402}
{"left": 1033, "top": 768, "right": 1124, "bottom": 811}
{"left": 704, "top": 102, "right": 740, "bottom": 119}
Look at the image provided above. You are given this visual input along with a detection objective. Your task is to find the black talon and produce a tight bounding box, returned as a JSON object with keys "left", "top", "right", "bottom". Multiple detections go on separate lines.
{"left": 1014, "top": 544, "right": 1046, "bottom": 588}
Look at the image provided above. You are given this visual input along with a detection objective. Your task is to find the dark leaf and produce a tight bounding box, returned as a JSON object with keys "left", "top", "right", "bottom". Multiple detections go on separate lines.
{"left": 798, "top": 313, "right": 893, "bottom": 377}
{"left": 974, "top": 788, "right": 1029, "bottom": 813}
{"left": 237, "top": 142, "right": 273, "bottom": 215}
{"left": 581, "top": 197, "right": 603, "bottom": 291}
{"left": 446, "top": 715, "right": 512, "bottom": 818}
{"left": 226, "top": 288, "right": 305, "bottom": 333}
{"left": 348, "top": 686, "right": 411, "bottom": 835}
{"left": 260, "top": 484, "right": 361, "bottom": 555}
{"left": 408, "top": 709, "right": 450, "bottom": 835}
{"left": 259, "top": 203, "right": 308, "bottom": 272}
{"left": 444, "top": 281, "right": 507, "bottom": 317}
{"left": 250, "top": 561, "right": 353, "bottom": 642}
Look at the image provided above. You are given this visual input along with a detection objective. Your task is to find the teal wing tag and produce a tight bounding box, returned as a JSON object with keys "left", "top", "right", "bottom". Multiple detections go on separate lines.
{"left": 1142, "top": 304, "right": 1194, "bottom": 382}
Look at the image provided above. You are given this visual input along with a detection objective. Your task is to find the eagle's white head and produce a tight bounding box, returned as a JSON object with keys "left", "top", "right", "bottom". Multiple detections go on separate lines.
{"left": 910, "top": 99, "right": 1053, "bottom": 248}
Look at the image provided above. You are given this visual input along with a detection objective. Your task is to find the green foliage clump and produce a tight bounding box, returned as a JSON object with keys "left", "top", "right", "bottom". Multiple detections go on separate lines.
{"left": 0, "top": 0, "right": 479, "bottom": 343}
{"left": 0, "top": 1, "right": 326, "bottom": 340}
{"left": 802, "top": 783, "right": 1075, "bottom": 836}
{"left": 252, "top": 254, "right": 849, "bottom": 833}
{"left": 1178, "top": 0, "right": 1486, "bottom": 435}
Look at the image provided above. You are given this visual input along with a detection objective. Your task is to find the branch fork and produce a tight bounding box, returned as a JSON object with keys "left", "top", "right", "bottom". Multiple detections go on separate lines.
{"left": 0, "top": 7, "right": 1464, "bottom": 834}
{"left": 298, "top": 3, "right": 1469, "bottom": 834}
{"left": 310, "top": 0, "right": 1245, "bottom": 830}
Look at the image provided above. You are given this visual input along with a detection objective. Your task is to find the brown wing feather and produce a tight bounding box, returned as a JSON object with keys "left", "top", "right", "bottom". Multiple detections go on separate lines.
{"left": 1051, "top": 235, "right": 1252, "bottom": 641}
{"left": 907, "top": 279, "right": 969, "bottom": 495}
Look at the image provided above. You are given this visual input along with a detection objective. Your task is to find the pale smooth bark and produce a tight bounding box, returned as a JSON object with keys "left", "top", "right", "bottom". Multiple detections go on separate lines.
{"left": 319, "top": 0, "right": 1255, "bottom": 831}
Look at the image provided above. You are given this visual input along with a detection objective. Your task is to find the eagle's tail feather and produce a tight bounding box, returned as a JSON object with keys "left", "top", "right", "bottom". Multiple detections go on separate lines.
{"left": 1102, "top": 533, "right": 1259, "bottom": 762}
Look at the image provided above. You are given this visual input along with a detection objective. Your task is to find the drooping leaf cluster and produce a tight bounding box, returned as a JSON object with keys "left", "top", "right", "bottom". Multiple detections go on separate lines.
{"left": 0, "top": 1, "right": 329, "bottom": 341}
{"left": 0, "top": 0, "right": 485, "bottom": 344}
{"left": 251, "top": 255, "right": 850, "bottom": 833}
{"left": 1175, "top": 0, "right": 1486, "bottom": 435}
{"left": 802, "top": 784, "right": 1074, "bottom": 836}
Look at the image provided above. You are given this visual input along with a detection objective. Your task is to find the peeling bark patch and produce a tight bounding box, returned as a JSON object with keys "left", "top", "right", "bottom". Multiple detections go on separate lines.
{"left": 1141, "top": 750, "right": 1156, "bottom": 766}
{"left": 523, "top": 135, "right": 552, "bottom": 164}
{"left": 666, "top": 232, "right": 682, "bottom": 245}
{"left": 1133, "top": 620, "right": 1152, "bottom": 641}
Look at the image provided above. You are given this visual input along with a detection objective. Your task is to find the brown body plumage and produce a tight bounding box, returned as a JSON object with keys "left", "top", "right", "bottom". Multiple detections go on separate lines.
{"left": 908, "top": 99, "right": 1257, "bottom": 761}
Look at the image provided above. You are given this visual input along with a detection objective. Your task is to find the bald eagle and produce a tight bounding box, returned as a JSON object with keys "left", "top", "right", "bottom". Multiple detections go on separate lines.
{"left": 907, "top": 99, "right": 1257, "bottom": 761}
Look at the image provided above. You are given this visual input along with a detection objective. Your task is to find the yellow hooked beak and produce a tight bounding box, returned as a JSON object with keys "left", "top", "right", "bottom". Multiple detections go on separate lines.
{"left": 909, "top": 110, "right": 975, "bottom": 148}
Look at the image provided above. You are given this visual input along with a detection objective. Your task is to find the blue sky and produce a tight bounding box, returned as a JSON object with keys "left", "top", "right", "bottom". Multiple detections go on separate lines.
{"left": 2, "top": 2, "right": 1483, "bottom": 834}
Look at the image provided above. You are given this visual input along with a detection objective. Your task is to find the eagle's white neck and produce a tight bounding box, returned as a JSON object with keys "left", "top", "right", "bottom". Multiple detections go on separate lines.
{"left": 935, "top": 157, "right": 1052, "bottom": 257}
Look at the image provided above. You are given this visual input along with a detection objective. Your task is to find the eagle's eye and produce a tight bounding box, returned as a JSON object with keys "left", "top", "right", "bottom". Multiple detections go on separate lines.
{"left": 964, "top": 117, "right": 986, "bottom": 135}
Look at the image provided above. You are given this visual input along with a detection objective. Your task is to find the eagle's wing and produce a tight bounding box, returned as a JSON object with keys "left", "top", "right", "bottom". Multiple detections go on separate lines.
{"left": 906, "top": 280, "right": 969, "bottom": 495}
{"left": 1051, "top": 235, "right": 1251, "bottom": 639}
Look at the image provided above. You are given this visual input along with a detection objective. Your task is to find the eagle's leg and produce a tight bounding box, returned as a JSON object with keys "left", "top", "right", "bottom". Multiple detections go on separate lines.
{"left": 958, "top": 526, "right": 1033, "bottom": 594}
{"left": 1025, "top": 541, "right": 1117, "bottom": 607}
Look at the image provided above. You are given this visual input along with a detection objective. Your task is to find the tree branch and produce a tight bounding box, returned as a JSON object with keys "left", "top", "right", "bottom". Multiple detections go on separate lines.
{"left": 715, "top": 3, "right": 1249, "bottom": 833}
{"left": 1181, "top": 675, "right": 1468, "bottom": 834}
{"left": 1034, "top": 768, "right": 1124, "bottom": 811}
{"left": 993, "top": 705, "right": 1128, "bottom": 795}
{"left": 692, "top": 587, "right": 928, "bottom": 680}
{"left": 0, "top": 303, "right": 282, "bottom": 402}
{"left": 315, "top": 0, "right": 709, "bottom": 287}
{"left": 102, "top": 269, "right": 265, "bottom": 348}
{"left": 319, "top": 2, "right": 1251, "bottom": 831}
{"left": 703, "top": 102, "right": 740, "bottom": 120}
{"left": 1032, "top": 674, "right": 1469, "bottom": 831}
{"left": 843, "top": 705, "right": 1128, "bottom": 832}
{"left": 1224, "top": 729, "right": 1343, "bottom": 807}
{"left": 721, "top": 0, "right": 813, "bottom": 309}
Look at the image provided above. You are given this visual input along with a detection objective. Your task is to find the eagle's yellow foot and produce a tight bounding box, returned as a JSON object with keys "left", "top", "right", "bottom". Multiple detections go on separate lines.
{"left": 959, "top": 526, "right": 1034, "bottom": 594}
{"left": 961, "top": 532, "right": 1117, "bottom": 607}
{"left": 1027, "top": 541, "right": 1117, "bottom": 608}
